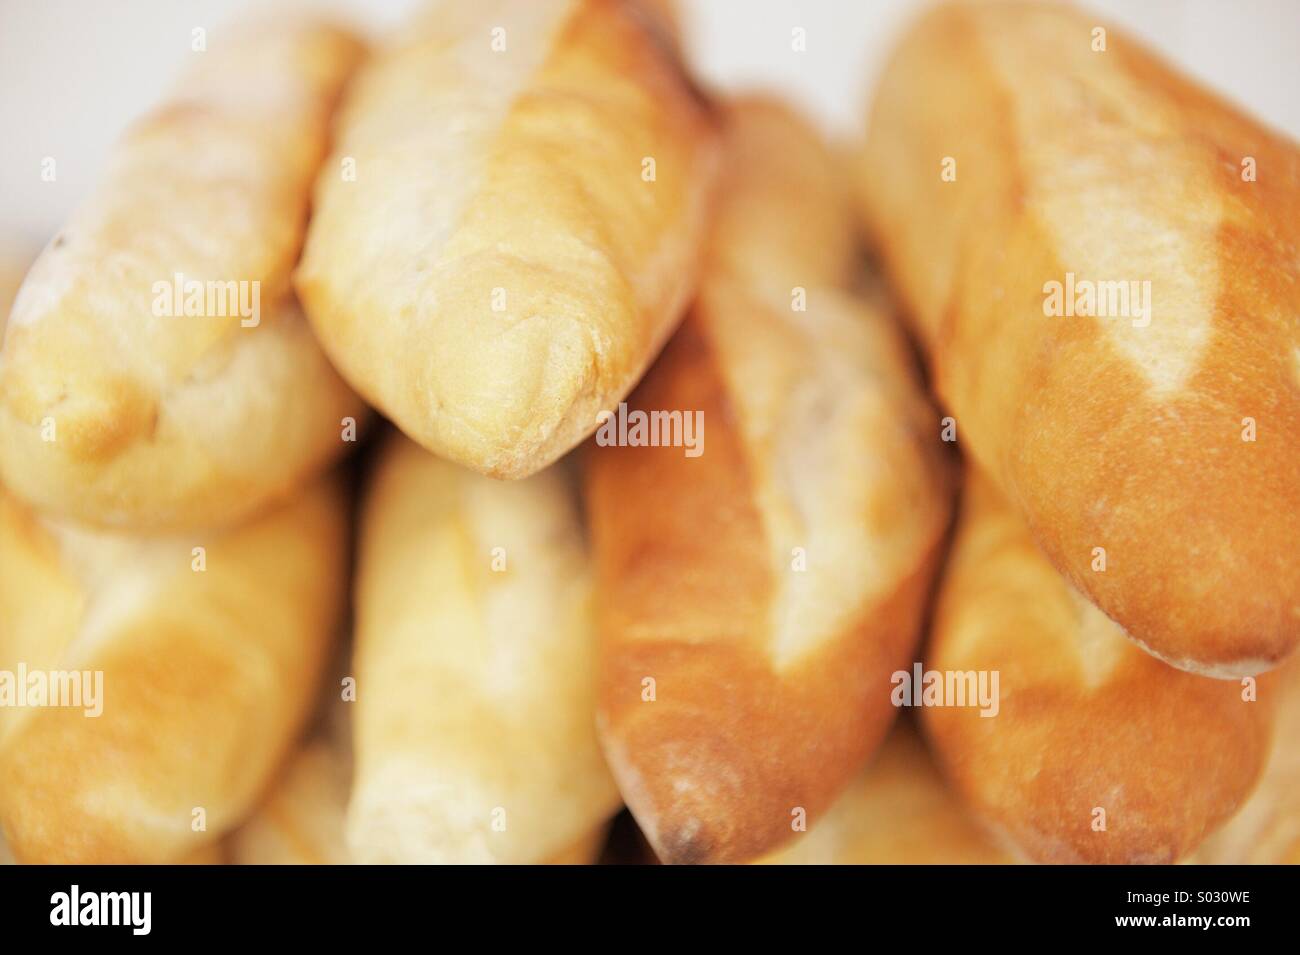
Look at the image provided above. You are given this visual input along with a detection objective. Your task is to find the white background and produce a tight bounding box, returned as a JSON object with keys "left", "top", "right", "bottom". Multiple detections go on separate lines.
{"left": 2, "top": 0, "right": 1298, "bottom": 248}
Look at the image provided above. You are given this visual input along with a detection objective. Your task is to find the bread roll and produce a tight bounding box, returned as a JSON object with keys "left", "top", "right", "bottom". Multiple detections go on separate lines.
{"left": 0, "top": 475, "right": 348, "bottom": 863}
{"left": 756, "top": 721, "right": 1016, "bottom": 865}
{"left": 233, "top": 730, "right": 611, "bottom": 864}
{"left": 924, "top": 471, "right": 1277, "bottom": 864}
{"left": 1191, "top": 658, "right": 1300, "bottom": 864}
{"left": 296, "top": 0, "right": 719, "bottom": 480}
{"left": 0, "top": 17, "right": 367, "bottom": 531}
{"left": 857, "top": 1, "right": 1300, "bottom": 676}
{"left": 585, "top": 98, "right": 954, "bottom": 864}
{"left": 347, "top": 433, "right": 620, "bottom": 864}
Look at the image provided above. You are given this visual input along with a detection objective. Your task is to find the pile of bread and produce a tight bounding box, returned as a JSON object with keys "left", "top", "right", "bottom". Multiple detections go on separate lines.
{"left": 0, "top": 0, "right": 1296, "bottom": 865}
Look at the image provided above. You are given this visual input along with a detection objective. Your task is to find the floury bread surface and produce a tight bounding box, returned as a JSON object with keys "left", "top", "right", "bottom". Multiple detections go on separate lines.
{"left": 585, "top": 98, "right": 954, "bottom": 864}
{"left": 857, "top": 1, "right": 1300, "bottom": 676}
{"left": 0, "top": 476, "right": 348, "bottom": 863}
{"left": 0, "top": 17, "right": 367, "bottom": 532}
{"left": 346, "top": 433, "right": 620, "bottom": 863}
{"left": 296, "top": 0, "right": 720, "bottom": 479}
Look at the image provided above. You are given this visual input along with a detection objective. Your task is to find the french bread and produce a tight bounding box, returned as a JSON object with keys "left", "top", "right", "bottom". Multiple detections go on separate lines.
{"left": 923, "top": 470, "right": 1277, "bottom": 864}
{"left": 296, "top": 0, "right": 719, "bottom": 479}
{"left": 585, "top": 97, "right": 954, "bottom": 864}
{"left": 0, "top": 17, "right": 367, "bottom": 531}
{"left": 0, "top": 475, "right": 348, "bottom": 863}
{"left": 756, "top": 720, "right": 1016, "bottom": 865}
{"left": 232, "top": 729, "right": 611, "bottom": 864}
{"left": 346, "top": 433, "right": 620, "bottom": 864}
{"left": 857, "top": 1, "right": 1300, "bottom": 676}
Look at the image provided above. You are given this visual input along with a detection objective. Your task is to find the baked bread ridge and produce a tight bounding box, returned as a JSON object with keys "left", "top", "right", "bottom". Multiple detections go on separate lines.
{"left": 0, "top": 474, "right": 348, "bottom": 864}
{"left": 755, "top": 720, "right": 1017, "bottom": 865}
{"left": 296, "top": 0, "right": 720, "bottom": 479}
{"left": 923, "top": 470, "right": 1277, "bottom": 865}
{"left": 346, "top": 432, "right": 620, "bottom": 864}
{"left": 856, "top": 1, "right": 1300, "bottom": 676}
{"left": 585, "top": 99, "right": 954, "bottom": 864}
{"left": 0, "top": 17, "right": 367, "bottom": 532}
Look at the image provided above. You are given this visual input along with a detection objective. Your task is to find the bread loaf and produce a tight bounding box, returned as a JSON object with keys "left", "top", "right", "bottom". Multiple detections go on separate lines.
{"left": 586, "top": 97, "right": 953, "bottom": 864}
{"left": 346, "top": 433, "right": 620, "bottom": 863}
{"left": 0, "top": 17, "right": 367, "bottom": 531}
{"left": 296, "top": 0, "right": 719, "bottom": 479}
{"left": 857, "top": 1, "right": 1300, "bottom": 676}
{"left": 923, "top": 471, "right": 1277, "bottom": 864}
{"left": 0, "top": 475, "right": 348, "bottom": 863}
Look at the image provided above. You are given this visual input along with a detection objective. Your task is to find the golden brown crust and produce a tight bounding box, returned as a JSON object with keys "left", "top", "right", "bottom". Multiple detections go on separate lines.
{"left": 0, "top": 18, "right": 367, "bottom": 531}
{"left": 346, "top": 433, "right": 620, "bottom": 864}
{"left": 755, "top": 721, "right": 1017, "bottom": 865}
{"left": 585, "top": 100, "right": 953, "bottom": 864}
{"left": 923, "top": 471, "right": 1276, "bottom": 864}
{"left": 0, "top": 475, "right": 348, "bottom": 863}
{"left": 296, "top": 0, "right": 719, "bottom": 479}
{"left": 857, "top": 1, "right": 1300, "bottom": 676}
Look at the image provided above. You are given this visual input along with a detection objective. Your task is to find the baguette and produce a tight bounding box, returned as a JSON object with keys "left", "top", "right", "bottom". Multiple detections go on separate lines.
{"left": 857, "top": 1, "right": 1300, "bottom": 676}
{"left": 296, "top": 0, "right": 719, "bottom": 479}
{"left": 923, "top": 471, "right": 1277, "bottom": 864}
{"left": 756, "top": 721, "right": 1016, "bottom": 865}
{"left": 346, "top": 433, "right": 620, "bottom": 864}
{"left": 233, "top": 735, "right": 611, "bottom": 864}
{"left": 0, "top": 475, "right": 348, "bottom": 863}
{"left": 0, "top": 17, "right": 367, "bottom": 531}
{"left": 585, "top": 98, "right": 954, "bottom": 864}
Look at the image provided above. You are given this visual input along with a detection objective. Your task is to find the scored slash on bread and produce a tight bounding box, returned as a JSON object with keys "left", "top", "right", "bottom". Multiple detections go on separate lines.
{"left": 0, "top": 475, "right": 349, "bottom": 863}
{"left": 857, "top": 1, "right": 1300, "bottom": 677}
{"left": 584, "top": 97, "right": 955, "bottom": 864}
